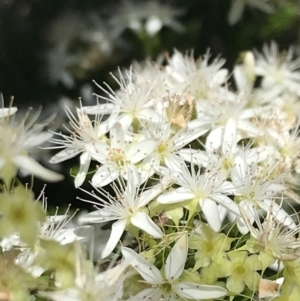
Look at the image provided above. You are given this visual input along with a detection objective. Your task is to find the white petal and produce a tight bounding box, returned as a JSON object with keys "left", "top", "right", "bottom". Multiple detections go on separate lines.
{"left": 233, "top": 155, "right": 247, "bottom": 178}
{"left": 0, "top": 107, "right": 17, "bottom": 118}
{"left": 237, "top": 216, "right": 250, "bottom": 234}
{"left": 250, "top": 0, "right": 274, "bottom": 13}
{"left": 219, "top": 205, "right": 228, "bottom": 223}
{"left": 138, "top": 178, "right": 171, "bottom": 207}
{"left": 165, "top": 154, "right": 183, "bottom": 172}
{"left": 24, "top": 132, "right": 53, "bottom": 148}
{"left": 54, "top": 226, "right": 93, "bottom": 244}
{"left": 91, "top": 165, "right": 119, "bottom": 187}
{"left": 237, "top": 200, "right": 256, "bottom": 234}
{"left": 137, "top": 166, "right": 156, "bottom": 184}
{"left": 121, "top": 247, "right": 163, "bottom": 284}
{"left": 178, "top": 149, "right": 209, "bottom": 166}
{"left": 165, "top": 233, "right": 188, "bottom": 281}
{"left": 174, "top": 282, "right": 227, "bottom": 299}
{"left": 73, "top": 225, "right": 94, "bottom": 241}
{"left": 228, "top": 0, "right": 245, "bottom": 25}
{"left": 260, "top": 200, "right": 296, "bottom": 229}
{"left": 138, "top": 108, "right": 161, "bottom": 122}
{"left": 222, "top": 118, "right": 237, "bottom": 155}
{"left": 187, "top": 119, "right": 211, "bottom": 130}
{"left": 97, "top": 119, "right": 111, "bottom": 136}
{"left": 39, "top": 290, "right": 77, "bottom": 301}
{"left": 127, "top": 288, "right": 161, "bottom": 301}
{"left": 50, "top": 148, "right": 82, "bottom": 164}
{"left": 131, "top": 211, "right": 163, "bottom": 238}
{"left": 268, "top": 260, "right": 284, "bottom": 272}
{"left": 75, "top": 152, "right": 91, "bottom": 188}
{"left": 240, "top": 107, "right": 257, "bottom": 119}
{"left": 102, "top": 219, "right": 126, "bottom": 258}
{"left": 110, "top": 123, "right": 125, "bottom": 149}
{"left": 121, "top": 163, "right": 141, "bottom": 186}
{"left": 234, "top": 65, "right": 249, "bottom": 91}
{"left": 237, "top": 120, "right": 262, "bottom": 137}
{"left": 201, "top": 199, "right": 221, "bottom": 232}
{"left": 128, "top": 139, "right": 158, "bottom": 163}
{"left": 118, "top": 114, "right": 133, "bottom": 129}
{"left": 227, "top": 210, "right": 237, "bottom": 223}
{"left": 85, "top": 141, "right": 108, "bottom": 163}
{"left": 78, "top": 209, "right": 115, "bottom": 224}
{"left": 245, "top": 146, "right": 273, "bottom": 163}
{"left": 212, "top": 69, "right": 228, "bottom": 86}
{"left": 146, "top": 16, "right": 162, "bottom": 35}
{"left": 82, "top": 103, "right": 114, "bottom": 115}
{"left": 175, "top": 128, "right": 209, "bottom": 149}
{"left": 206, "top": 127, "right": 223, "bottom": 151}
{"left": 157, "top": 187, "right": 195, "bottom": 204}
{"left": 213, "top": 194, "right": 240, "bottom": 216}
{"left": 13, "top": 155, "right": 64, "bottom": 182}
{"left": 46, "top": 215, "right": 66, "bottom": 224}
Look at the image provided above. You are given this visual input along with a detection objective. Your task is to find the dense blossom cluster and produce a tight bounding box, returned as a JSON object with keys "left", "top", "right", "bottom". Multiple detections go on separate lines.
{"left": 1, "top": 42, "right": 300, "bottom": 300}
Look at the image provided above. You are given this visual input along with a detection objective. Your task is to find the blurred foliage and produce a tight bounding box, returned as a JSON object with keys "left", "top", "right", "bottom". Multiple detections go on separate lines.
{"left": 0, "top": 0, "right": 299, "bottom": 206}
{"left": 262, "top": 2, "right": 299, "bottom": 38}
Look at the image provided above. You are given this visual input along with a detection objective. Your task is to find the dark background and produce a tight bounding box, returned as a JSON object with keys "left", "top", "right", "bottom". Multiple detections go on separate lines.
{"left": 1, "top": 0, "right": 299, "bottom": 208}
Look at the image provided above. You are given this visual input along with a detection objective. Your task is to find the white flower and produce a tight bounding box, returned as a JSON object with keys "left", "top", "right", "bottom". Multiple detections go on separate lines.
{"left": 255, "top": 42, "right": 300, "bottom": 97}
{"left": 183, "top": 118, "right": 271, "bottom": 177}
{"left": 143, "top": 1, "right": 184, "bottom": 35}
{"left": 240, "top": 201, "right": 300, "bottom": 261}
{"left": 0, "top": 107, "right": 63, "bottom": 182}
{"left": 122, "top": 233, "right": 227, "bottom": 301}
{"left": 166, "top": 50, "right": 228, "bottom": 101}
{"left": 79, "top": 173, "right": 168, "bottom": 258}
{"left": 40, "top": 243, "right": 128, "bottom": 301}
{"left": 8, "top": 190, "right": 93, "bottom": 277}
{"left": 190, "top": 93, "right": 261, "bottom": 150}
{"left": 232, "top": 157, "right": 295, "bottom": 233}
{"left": 259, "top": 120, "right": 300, "bottom": 178}
{"left": 49, "top": 104, "right": 110, "bottom": 187}
{"left": 110, "top": 0, "right": 184, "bottom": 36}
{"left": 40, "top": 208, "right": 93, "bottom": 245}
{"left": 228, "top": 0, "right": 274, "bottom": 25}
{"left": 86, "top": 122, "right": 158, "bottom": 187}
{"left": 86, "top": 68, "right": 161, "bottom": 130}
{"left": 157, "top": 161, "right": 240, "bottom": 231}
{"left": 233, "top": 51, "right": 256, "bottom": 92}
{"left": 141, "top": 120, "right": 208, "bottom": 174}
{"left": 47, "top": 12, "right": 118, "bottom": 88}
{"left": 132, "top": 59, "right": 172, "bottom": 98}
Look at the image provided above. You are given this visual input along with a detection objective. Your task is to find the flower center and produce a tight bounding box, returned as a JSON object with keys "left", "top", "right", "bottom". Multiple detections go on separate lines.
{"left": 234, "top": 265, "right": 245, "bottom": 275}
{"left": 270, "top": 66, "right": 284, "bottom": 83}
{"left": 161, "top": 282, "right": 173, "bottom": 294}
{"left": 109, "top": 148, "right": 126, "bottom": 167}
{"left": 205, "top": 241, "right": 215, "bottom": 253}
{"left": 221, "top": 157, "right": 234, "bottom": 173}
{"left": 163, "top": 93, "right": 193, "bottom": 127}
{"left": 158, "top": 143, "right": 167, "bottom": 154}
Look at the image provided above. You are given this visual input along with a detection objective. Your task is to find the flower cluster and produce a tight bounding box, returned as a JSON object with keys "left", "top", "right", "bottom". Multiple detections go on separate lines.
{"left": 1, "top": 42, "right": 300, "bottom": 300}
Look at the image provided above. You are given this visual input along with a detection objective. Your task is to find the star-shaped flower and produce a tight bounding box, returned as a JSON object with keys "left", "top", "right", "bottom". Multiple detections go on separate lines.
{"left": 49, "top": 104, "right": 110, "bottom": 187}
{"left": 0, "top": 107, "right": 63, "bottom": 183}
{"left": 122, "top": 233, "right": 228, "bottom": 301}
{"left": 86, "top": 122, "right": 158, "bottom": 187}
{"left": 79, "top": 173, "right": 168, "bottom": 258}
{"left": 157, "top": 161, "right": 239, "bottom": 231}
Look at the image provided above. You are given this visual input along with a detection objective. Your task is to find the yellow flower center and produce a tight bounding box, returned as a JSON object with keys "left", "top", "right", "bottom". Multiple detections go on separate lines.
{"left": 109, "top": 149, "right": 126, "bottom": 167}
